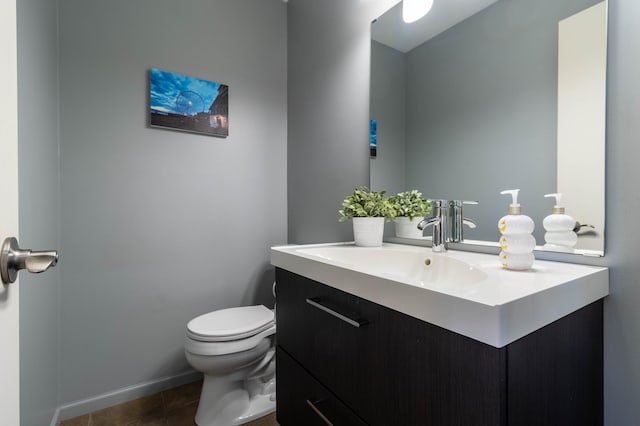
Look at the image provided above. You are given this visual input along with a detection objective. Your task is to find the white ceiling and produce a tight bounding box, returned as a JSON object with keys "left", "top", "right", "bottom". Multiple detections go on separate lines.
{"left": 372, "top": 0, "right": 500, "bottom": 53}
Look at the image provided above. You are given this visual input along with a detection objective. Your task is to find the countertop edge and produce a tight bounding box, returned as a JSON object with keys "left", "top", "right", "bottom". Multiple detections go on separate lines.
{"left": 271, "top": 246, "right": 609, "bottom": 348}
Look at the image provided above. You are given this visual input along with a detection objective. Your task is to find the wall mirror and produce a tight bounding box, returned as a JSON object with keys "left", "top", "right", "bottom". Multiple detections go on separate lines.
{"left": 370, "top": 0, "right": 606, "bottom": 256}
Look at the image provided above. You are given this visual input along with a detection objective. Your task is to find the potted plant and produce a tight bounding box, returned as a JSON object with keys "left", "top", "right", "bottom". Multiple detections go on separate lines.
{"left": 338, "top": 186, "right": 396, "bottom": 247}
{"left": 389, "top": 190, "right": 432, "bottom": 238}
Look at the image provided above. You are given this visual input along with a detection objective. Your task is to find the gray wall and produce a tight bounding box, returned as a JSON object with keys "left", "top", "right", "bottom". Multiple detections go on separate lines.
{"left": 17, "top": 0, "right": 61, "bottom": 423}
{"left": 58, "top": 0, "right": 287, "bottom": 411}
{"left": 603, "top": 0, "right": 640, "bottom": 422}
{"left": 287, "top": 0, "right": 397, "bottom": 243}
{"left": 288, "top": 0, "right": 640, "bottom": 424}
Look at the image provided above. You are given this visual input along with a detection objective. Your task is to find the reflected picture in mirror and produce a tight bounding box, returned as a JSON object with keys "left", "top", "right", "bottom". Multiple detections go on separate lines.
{"left": 370, "top": 0, "right": 606, "bottom": 256}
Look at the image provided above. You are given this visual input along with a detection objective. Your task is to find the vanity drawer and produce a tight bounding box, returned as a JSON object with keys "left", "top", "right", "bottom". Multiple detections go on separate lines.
{"left": 276, "top": 347, "right": 368, "bottom": 426}
{"left": 275, "top": 269, "right": 379, "bottom": 410}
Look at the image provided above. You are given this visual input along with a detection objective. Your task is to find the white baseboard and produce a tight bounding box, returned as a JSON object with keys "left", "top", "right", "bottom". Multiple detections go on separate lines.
{"left": 52, "top": 370, "right": 202, "bottom": 424}
{"left": 50, "top": 407, "right": 61, "bottom": 426}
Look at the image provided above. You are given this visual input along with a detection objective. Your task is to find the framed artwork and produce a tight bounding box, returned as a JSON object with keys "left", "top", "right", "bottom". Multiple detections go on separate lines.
{"left": 370, "top": 119, "right": 377, "bottom": 157}
{"left": 150, "top": 68, "right": 229, "bottom": 137}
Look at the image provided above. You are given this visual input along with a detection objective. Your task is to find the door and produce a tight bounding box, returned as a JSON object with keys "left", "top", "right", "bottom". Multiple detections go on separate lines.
{"left": 0, "top": 0, "right": 21, "bottom": 423}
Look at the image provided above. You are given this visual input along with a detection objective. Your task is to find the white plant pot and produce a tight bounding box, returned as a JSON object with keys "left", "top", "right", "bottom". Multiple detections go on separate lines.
{"left": 395, "top": 217, "right": 424, "bottom": 239}
{"left": 352, "top": 217, "right": 385, "bottom": 247}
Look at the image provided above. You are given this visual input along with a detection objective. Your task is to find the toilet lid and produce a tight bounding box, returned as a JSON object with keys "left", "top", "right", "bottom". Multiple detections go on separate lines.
{"left": 187, "top": 305, "right": 275, "bottom": 342}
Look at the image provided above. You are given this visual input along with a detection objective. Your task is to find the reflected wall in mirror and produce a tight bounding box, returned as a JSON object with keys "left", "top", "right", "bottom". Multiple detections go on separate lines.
{"left": 370, "top": 0, "right": 606, "bottom": 256}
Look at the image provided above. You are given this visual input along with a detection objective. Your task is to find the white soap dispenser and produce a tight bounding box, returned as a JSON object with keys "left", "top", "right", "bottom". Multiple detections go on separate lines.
{"left": 498, "top": 189, "right": 535, "bottom": 270}
{"left": 543, "top": 193, "right": 577, "bottom": 253}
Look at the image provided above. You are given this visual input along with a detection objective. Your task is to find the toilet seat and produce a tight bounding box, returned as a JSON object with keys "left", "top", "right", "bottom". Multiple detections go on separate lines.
{"left": 187, "top": 305, "right": 274, "bottom": 342}
{"left": 185, "top": 305, "right": 276, "bottom": 356}
{"left": 185, "top": 324, "right": 276, "bottom": 356}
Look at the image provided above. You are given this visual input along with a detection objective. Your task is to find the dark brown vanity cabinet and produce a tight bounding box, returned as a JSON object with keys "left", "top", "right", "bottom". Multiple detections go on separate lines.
{"left": 275, "top": 268, "right": 603, "bottom": 426}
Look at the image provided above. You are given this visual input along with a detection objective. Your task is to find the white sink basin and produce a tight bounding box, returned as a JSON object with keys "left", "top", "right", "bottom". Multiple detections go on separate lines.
{"left": 271, "top": 242, "right": 609, "bottom": 348}
{"left": 295, "top": 245, "right": 488, "bottom": 287}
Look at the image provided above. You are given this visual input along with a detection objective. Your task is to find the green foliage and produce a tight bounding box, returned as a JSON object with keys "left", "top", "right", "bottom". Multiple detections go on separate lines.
{"left": 388, "top": 190, "right": 432, "bottom": 220}
{"left": 338, "top": 186, "right": 397, "bottom": 222}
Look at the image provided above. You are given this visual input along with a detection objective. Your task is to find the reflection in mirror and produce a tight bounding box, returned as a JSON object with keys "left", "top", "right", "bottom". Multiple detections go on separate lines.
{"left": 370, "top": 0, "right": 606, "bottom": 256}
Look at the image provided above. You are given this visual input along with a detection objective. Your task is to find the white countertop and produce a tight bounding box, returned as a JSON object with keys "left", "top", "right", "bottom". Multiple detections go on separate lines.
{"left": 271, "top": 242, "right": 609, "bottom": 348}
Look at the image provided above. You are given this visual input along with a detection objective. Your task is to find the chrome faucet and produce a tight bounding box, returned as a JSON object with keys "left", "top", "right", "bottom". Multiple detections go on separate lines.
{"left": 418, "top": 200, "right": 449, "bottom": 252}
{"left": 450, "top": 200, "right": 478, "bottom": 243}
{"left": 417, "top": 200, "right": 477, "bottom": 252}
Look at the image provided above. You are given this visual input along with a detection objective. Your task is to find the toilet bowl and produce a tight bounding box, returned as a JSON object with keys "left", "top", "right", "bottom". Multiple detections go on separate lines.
{"left": 184, "top": 305, "right": 276, "bottom": 426}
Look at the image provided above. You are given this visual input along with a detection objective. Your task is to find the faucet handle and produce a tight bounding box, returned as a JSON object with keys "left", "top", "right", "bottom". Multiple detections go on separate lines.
{"left": 448, "top": 200, "right": 479, "bottom": 209}
{"left": 463, "top": 218, "right": 476, "bottom": 229}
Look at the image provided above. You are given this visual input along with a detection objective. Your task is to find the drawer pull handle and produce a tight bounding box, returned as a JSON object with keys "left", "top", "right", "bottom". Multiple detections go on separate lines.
{"left": 306, "top": 298, "right": 368, "bottom": 328}
{"left": 306, "top": 399, "right": 334, "bottom": 426}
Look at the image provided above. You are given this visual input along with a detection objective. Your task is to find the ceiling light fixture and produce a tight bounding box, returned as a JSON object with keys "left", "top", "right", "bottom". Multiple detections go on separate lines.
{"left": 402, "top": 0, "right": 434, "bottom": 23}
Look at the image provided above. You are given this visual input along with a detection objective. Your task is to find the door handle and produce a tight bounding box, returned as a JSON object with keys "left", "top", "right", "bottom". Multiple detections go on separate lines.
{"left": 1, "top": 237, "right": 59, "bottom": 284}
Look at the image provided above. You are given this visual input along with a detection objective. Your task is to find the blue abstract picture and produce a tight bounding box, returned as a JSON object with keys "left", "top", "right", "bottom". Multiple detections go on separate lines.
{"left": 370, "top": 119, "right": 377, "bottom": 157}
{"left": 150, "top": 68, "right": 229, "bottom": 137}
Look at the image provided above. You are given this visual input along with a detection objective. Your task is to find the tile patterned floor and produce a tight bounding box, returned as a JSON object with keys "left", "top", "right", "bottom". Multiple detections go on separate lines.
{"left": 59, "top": 380, "right": 278, "bottom": 426}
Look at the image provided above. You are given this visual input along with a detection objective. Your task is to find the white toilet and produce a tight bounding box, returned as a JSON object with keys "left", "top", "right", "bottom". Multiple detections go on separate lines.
{"left": 184, "top": 305, "right": 276, "bottom": 426}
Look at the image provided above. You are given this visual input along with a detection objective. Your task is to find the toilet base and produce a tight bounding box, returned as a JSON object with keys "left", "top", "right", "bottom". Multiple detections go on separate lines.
{"left": 234, "top": 392, "right": 276, "bottom": 425}
{"left": 195, "top": 386, "right": 276, "bottom": 426}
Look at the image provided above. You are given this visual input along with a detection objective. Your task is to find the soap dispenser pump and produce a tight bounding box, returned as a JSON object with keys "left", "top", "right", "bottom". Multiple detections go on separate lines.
{"left": 498, "top": 189, "right": 535, "bottom": 270}
{"left": 543, "top": 193, "right": 577, "bottom": 252}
